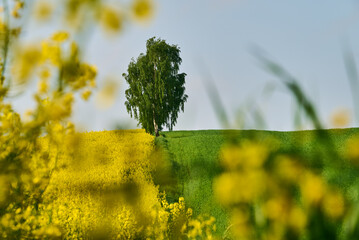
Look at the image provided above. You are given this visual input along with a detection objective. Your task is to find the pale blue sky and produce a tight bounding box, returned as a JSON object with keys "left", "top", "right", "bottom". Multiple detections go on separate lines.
{"left": 13, "top": 0, "right": 359, "bottom": 131}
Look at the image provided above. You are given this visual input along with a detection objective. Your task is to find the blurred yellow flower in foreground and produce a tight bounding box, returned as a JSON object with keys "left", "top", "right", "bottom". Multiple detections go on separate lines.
{"left": 220, "top": 141, "right": 269, "bottom": 170}
{"left": 52, "top": 31, "right": 69, "bottom": 43}
{"left": 300, "top": 172, "right": 326, "bottom": 206}
{"left": 288, "top": 207, "right": 307, "bottom": 232}
{"left": 263, "top": 196, "right": 289, "bottom": 221}
{"left": 230, "top": 208, "right": 252, "bottom": 239}
{"left": 41, "top": 41, "right": 61, "bottom": 66}
{"left": 322, "top": 190, "right": 345, "bottom": 219}
{"left": 11, "top": 1, "right": 24, "bottom": 18}
{"left": 37, "top": 79, "right": 48, "bottom": 94}
{"left": 34, "top": 0, "right": 53, "bottom": 21}
{"left": 275, "top": 155, "right": 303, "bottom": 183}
{"left": 132, "top": 0, "right": 154, "bottom": 22}
{"left": 39, "top": 68, "right": 51, "bottom": 79}
{"left": 96, "top": 79, "right": 119, "bottom": 109}
{"left": 12, "top": 45, "right": 41, "bottom": 85}
{"left": 346, "top": 135, "right": 359, "bottom": 164}
{"left": 100, "top": 7, "right": 123, "bottom": 33}
{"left": 41, "top": 93, "right": 74, "bottom": 121}
{"left": 81, "top": 89, "right": 92, "bottom": 101}
{"left": 331, "top": 108, "right": 350, "bottom": 128}
{"left": 214, "top": 170, "right": 266, "bottom": 205}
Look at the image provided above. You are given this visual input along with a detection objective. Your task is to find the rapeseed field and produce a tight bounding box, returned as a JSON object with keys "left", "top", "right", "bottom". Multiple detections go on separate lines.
{"left": 41, "top": 129, "right": 158, "bottom": 239}
{"left": 0, "top": 128, "right": 215, "bottom": 239}
{"left": 35, "top": 129, "right": 213, "bottom": 239}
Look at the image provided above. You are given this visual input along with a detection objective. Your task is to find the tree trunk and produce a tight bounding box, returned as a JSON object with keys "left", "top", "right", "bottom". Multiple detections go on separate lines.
{"left": 153, "top": 63, "right": 159, "bottom": 137}
{"left": 153, "top": 108, "right": 159, "bottom": 137}
{"left": 154, "top": 118, "right": 159, "bottom": 137}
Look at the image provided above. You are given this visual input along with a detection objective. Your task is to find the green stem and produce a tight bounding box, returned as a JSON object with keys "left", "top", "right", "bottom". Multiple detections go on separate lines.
{"left": 1, "top": 0, "right": 10, "bottom": 86}
{"left": 58, "top": 65, "right": 64, "bottom": 92}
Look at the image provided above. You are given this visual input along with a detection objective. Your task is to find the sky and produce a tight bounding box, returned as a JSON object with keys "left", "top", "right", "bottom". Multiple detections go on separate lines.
{"left": 12, "top": 0, "right": 359, "bottom": 131}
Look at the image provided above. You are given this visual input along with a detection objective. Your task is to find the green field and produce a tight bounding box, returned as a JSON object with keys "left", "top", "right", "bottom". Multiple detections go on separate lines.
{"left": 155, "top": 128, "right": 359, "bottom": 237}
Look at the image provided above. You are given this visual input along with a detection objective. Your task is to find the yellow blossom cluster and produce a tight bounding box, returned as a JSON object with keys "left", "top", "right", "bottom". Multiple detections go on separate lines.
{"left": 214, "top": 139, "right": 348, "bottom": 240}
{"left": 33, "top": 130, "right": 209, "bottom": 239}
{"left": 0, "top": 101, "right": 76, "bottom": 238}
{"left": 10, "top": 30, "right": 97, "bottom": 101}
{"left": 31, "top": 0, "right": 155, "bottom": 34}
{"left": 38, "top": 130, "right": 159, "bottom": 239}
{"left": 0, "top": 29, "right": 97, "bottom": 238}
{"left": 184, "top": 215, "right": 216, "bottom": 240}
{"left": 11, "top": 1, "right": 24, "bottom": 18}
{"left": 345, "top": 135, "right": 359, "bottom": 165}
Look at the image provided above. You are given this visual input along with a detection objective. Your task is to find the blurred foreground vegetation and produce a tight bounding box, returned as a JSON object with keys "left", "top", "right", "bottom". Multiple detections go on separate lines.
{"left": 1, "top": 0, "right": 359, "bottom": 239}
{"left": 157, "top": 128, "right": 359, "bottom": 239}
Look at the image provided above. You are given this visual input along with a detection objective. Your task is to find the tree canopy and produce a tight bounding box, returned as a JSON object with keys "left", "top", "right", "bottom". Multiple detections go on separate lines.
{"left": 123, "top": 37, "right": 188, "bottom": 136}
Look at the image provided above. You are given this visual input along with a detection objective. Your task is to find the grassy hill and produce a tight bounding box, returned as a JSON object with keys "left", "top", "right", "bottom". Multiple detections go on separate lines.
{"left": 155, "top": 128, "right": 359, "bottom": 237}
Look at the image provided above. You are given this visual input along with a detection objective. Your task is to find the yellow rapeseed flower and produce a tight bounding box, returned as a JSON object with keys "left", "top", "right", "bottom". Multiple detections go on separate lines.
{"left": 38, "top": 79, "right": 48, "bottom": 94}
{"left": 322, "top": 190, "right": 345, "bottom": 219}
{"left": 95, "top": 78, "right": 119, "bottom": 109}
{"left": 220, "top": 144, "right": 242, "bottom": 170}
{"left": 263, "top": 197, "right": 288, "bottom": 221}
{"left": 23, "top": 109, "right": 33, "bottom": 123}
{"left": 12, "top": 46, "right": 41, "bottom": 84}
{"left": 12, "top": 10, "right": 20, "bottom": 18}
{"left": 34, "top": 0, "right": 53, "bottom": 21}
{"left": 81, "top": 89, "right": 92, "bottom": 101}
{"left": 346, "top": 135, "right": 359, "bottom": 164}
{"left": 41, "top": 41, "right": 61, "bottom": 66}
{"left": 331, "top": 108, "right": 350, "bottom": 128}
{"left": 45, "top": 225, "right": 61, "bottom": 237}
{"left": 230, "top": 209, "right": 252, "bottom": 239}
{"left": 39, "top": 68, "right": 51, "bottom": 79}
{"left": 15, "top": 1, "right": 24, "bottom": 10}
{"left": 100, "top": 7, "right": 123, "bottom": 33}
{"left": 288, "top": 206, "right": 307, "bottom": 232}
{"left": 214, "top": 170, "right": 266, "bottom": 205}
{"left": 187, "top": 219, "right": 202, "bottom": 238}
{"left": 52, "top": 31, "right": 69, "bottom": 43}
{"left": 214, "top": 172, "right": 240, "bottom": 206}
{"left": 300, "top": 172, "right": 326, "bottom": 206}
{"left": 45, "top": 93, "right": 74, "bottom": 120}
{"left": 220, "top": 141, "right": 269, "bottom": 170}
{"left": 132, "top": 0, "right": 154, "bottom": 21}
{"left": 11, "top": 1, "right": 24, "bottom": 18}
{"left": 241, "top": 141, "right": 269, "bottom": 168}
{"left": 89, "top": 78, "right": 96, "bottom": 88}
{"left": 275, "top": 155, "right": 303, "bottom": 183}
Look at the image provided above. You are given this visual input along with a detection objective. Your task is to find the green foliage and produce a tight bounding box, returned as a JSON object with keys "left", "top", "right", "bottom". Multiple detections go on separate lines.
{"left": 123, "top": 37, "right": 188, "bottom": 136}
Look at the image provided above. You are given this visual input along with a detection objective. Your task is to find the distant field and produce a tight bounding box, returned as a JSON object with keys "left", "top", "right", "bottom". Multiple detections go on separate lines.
{"left": 155, "top": 128, "right": 359, "bottom": 237}
{"left": 33, "top": 128, "right": 359, "bottom": 238}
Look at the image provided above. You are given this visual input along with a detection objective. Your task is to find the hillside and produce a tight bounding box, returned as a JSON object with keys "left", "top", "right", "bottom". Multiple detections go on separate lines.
{"left": 155, "top": 128, "right": 359, "bottom": 237}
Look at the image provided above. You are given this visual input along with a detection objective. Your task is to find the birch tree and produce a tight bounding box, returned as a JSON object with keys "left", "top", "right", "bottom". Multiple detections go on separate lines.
{"left": 123, "top": 37, "right": 187, "bottom": 136}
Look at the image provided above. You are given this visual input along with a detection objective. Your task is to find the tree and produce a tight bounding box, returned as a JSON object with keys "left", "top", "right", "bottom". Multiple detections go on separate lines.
{"left": 123, "top": 37, "right": 188, "bottom": 136}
